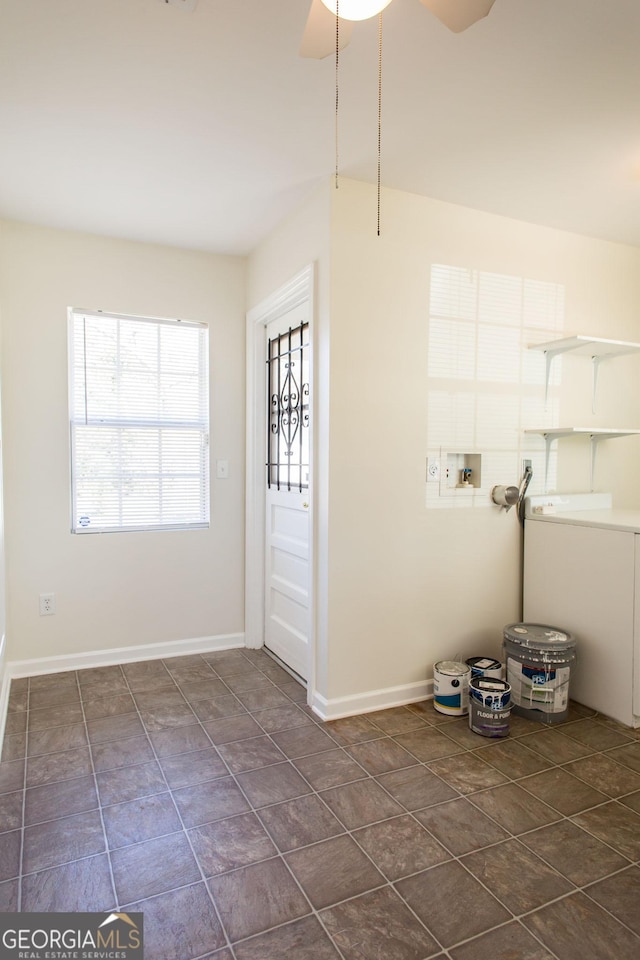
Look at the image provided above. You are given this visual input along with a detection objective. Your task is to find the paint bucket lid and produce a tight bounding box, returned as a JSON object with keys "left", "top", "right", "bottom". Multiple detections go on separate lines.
{"left": 466, "top": 657, "right": 502, "bottom": 671}
{"left": 435, "top": 660, "right": 470, "bottom": 676}
{"left": 503, "top": 622, "right": 575, "bottom": 651}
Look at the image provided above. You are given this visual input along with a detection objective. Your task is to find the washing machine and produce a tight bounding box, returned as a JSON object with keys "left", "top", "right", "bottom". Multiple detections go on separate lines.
{"left": 523, "top": 493, "right": 640, "bottom": 728}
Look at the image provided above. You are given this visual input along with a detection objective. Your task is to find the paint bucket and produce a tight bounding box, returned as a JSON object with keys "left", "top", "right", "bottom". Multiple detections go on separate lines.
{"left": 503, "top": 622, "right": 576, "bottom": 724}
{"left": 469, "top": 677, "right": 511, "bottom": 738}
{"left": 466, "top": 657, "right": 503, "bottom": 680}
{"left": 433, "top": 660, "right": 471, "bottom": 716}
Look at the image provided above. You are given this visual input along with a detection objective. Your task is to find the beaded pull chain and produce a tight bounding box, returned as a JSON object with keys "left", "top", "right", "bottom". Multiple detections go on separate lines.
{"left": 335, "top": 1, "right": 340, "bottom": 188}
{"left": 334, "top": 2, "right": 383, "bottom": 235}
{"left": 377, "top": 12, "right": 382, "bottom": 235}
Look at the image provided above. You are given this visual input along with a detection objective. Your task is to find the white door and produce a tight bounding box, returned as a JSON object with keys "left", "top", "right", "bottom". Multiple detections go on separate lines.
{"left": 264, "top": 308, "right": 311, "bottom": 680}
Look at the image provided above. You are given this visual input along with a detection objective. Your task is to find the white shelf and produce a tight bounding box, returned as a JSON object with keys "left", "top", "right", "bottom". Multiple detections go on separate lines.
{"left": 530, "top": 335, "right": 640, "bottom": 359}
{"left": 524, "top": 428, "right": 640, "bottom": 491}
{"left": 529, "top": 335, "right": 640, "bottom": 411}
{"left": 525, "top": 427, "right": 640, "bottom": 440}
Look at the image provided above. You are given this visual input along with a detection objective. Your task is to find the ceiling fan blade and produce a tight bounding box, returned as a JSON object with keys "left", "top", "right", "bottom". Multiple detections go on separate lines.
{"left": 299, "top": 0, "right": 354, "bottom": 60}
{"left": 419, "top": 0, "right": 496, "bottom": 33}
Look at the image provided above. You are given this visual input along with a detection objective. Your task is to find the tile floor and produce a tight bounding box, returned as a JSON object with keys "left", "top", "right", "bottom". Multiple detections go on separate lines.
{"left": 1, "top": 647, "right": 640, "bottom": 960}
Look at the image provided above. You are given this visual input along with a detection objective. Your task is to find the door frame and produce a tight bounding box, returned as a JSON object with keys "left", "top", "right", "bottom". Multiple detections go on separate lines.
{"left": 245, "top": 264, "right": 315, "bottom": 693}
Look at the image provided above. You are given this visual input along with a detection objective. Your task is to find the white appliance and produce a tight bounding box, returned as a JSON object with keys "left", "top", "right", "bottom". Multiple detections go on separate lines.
{"left": 523, "top": 493, "right": 640, "bottom": 728}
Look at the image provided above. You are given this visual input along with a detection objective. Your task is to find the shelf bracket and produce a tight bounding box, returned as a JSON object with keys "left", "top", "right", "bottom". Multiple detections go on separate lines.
{"left": 592, "top": 356, "right": 602, "bottom": 414}
{"left": 541, "top": 345, "right": 573, "bottom": 410}
{"left": 541, "top": 433, "right": 554, "bottom": 493}
{"left": 590, "top": 435, "right": 598, "bottom": 492}
{"left": 539, "top": 432, "right": 599, "bottom": 492}
{"left": 544, "top": 352, "right": 553, "bottom": 410}
{"left": 525, "top": 427, "right": 640, "bottom": 494}
{"left": 533, "top": 336, "right": 640, "bottom": 412}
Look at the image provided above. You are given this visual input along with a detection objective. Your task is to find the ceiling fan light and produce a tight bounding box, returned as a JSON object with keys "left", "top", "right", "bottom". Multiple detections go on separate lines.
{"left": 320, "top": 0, "right": 393, "bottom": 22}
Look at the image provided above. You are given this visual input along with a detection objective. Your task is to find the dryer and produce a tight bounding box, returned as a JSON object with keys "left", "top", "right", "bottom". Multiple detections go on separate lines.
{"left": 523, "top": 493, "right": 640, "bottom": 728}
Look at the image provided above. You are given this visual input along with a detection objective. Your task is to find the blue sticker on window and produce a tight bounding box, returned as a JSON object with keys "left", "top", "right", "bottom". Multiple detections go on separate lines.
{"left": 79, "top": 516, "right": 90, "bottom": 527}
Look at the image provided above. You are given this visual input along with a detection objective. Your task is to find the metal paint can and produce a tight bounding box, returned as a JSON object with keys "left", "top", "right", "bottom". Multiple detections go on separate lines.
{"left": 468, "top": 677, "right": 511, "bottom": 738}
{"left": 433, "top": 660, "right": 471, "bottom": 716}
{"left": 466, "top": 657, "right": 503, "bottom": 680}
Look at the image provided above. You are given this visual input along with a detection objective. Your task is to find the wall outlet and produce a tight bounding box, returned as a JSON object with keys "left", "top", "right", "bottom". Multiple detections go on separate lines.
{"left": 39, "top": 593, "right": 56, "bottom": 616}
{"left": 426, "top": 458, "right": 440, "bottom": 483}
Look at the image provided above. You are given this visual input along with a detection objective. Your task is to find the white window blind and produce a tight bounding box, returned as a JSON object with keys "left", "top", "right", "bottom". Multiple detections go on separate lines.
{"left": 69, "top": 309, "right": 210, "bottom": 533}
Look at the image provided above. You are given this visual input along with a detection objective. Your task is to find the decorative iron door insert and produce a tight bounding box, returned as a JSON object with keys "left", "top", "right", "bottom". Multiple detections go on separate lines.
{"left": 267, "top": 321, "right": 310, "bottom": 491}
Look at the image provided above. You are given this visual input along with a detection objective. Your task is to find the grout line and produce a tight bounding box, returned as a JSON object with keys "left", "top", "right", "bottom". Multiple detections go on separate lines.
{"left": 119, "top": 654, "right": 247, "bottom": 958}
{"left": 579, "top": 867, "right": 640, "bottom": 940}
{"left": 447, "top": 916, "right": 564, "bottom": 960}
{"left": 3, "top": 661, "right": 640, "bottom": 959}
{"left": 131, "top": 716, "right": 236, "bottom": 956}
{"left": 206, "top": 666, "right": 352, "bottom": 959}
{"left": 16, "top": 675, "right": 30, "bottom": 912}
{"left": 79, "top": 667, "right": 120, "bottom": 911}
{"left": 247, "top": 707, "right": 452, "bottom": 955}
{"left": 203, "top": 677, "right": 349, "bottom": 957}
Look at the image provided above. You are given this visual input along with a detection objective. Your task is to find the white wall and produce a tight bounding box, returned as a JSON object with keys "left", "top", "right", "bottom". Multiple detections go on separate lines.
{"left": 249, "top": 177, "right": 640, "bottom": 711}
{"left": 324, "top": 179, "right": 640, "bottom": 703}
{"left": 0, "top": 221, "right": 246, "bottom": 664}
{"left": 0, "top": 229, "right": 7, "bottom": 721}
{"left": 4, "top": 175, "right": 639, "bottom": 714}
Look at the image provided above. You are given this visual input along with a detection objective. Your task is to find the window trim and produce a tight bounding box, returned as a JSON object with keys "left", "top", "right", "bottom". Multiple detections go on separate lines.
{"left": 68, "top": 307, "right": 210, "bottom": 535}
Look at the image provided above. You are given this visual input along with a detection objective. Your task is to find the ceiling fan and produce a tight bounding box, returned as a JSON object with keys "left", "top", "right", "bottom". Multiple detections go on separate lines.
{"left": 300, "top": 0, "right": 496, "bottom": 59}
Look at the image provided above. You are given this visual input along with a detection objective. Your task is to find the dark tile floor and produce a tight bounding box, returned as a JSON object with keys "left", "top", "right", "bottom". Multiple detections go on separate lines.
{"left": 1, "top": 647, "right": 640, "bottom": 960}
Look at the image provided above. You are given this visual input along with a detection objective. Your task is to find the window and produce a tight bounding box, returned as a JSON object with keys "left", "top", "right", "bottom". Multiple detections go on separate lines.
{"left": 69, "top": 309, "right": 209, "bottom": 533}
{"left": 266, "top": 320, "right": 310, "bottom": 491}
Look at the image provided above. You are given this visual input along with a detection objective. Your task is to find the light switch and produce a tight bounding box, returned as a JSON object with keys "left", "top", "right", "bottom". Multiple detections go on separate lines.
{"left": 216, "top": 459, "right": 229, "bottom": 479}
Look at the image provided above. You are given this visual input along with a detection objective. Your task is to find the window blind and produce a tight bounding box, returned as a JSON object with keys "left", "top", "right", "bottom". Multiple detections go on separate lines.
{"left": 69, "top": 309, "right": 210, "bottom": 533}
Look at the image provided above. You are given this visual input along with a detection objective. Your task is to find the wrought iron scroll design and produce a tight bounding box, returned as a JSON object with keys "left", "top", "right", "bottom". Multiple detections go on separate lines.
{"left": 267, "top": 322, "right": 310, "bottom": 491}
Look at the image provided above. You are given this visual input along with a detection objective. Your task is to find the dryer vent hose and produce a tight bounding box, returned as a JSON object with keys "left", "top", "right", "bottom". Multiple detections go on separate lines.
{"left": 517, "top": 464, "right": 533, "bottom": 523}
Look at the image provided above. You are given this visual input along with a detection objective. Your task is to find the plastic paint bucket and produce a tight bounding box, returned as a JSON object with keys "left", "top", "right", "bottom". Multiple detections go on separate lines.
{"left": 433, "top": 660, "right": 471, "bottom": 716}
{"left": 466, "top": 657, "right": 503, "bottom": 680}
{"left": 469, "top": 677, "right": 511, "bottom": 738}
{"left": 503, "top": 622, "right": 576, "bottom": 724}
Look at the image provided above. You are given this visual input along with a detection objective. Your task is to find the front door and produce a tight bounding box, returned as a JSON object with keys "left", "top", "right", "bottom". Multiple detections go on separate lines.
{"left": 264, "top": 308, "right": 310, "bottom": 680}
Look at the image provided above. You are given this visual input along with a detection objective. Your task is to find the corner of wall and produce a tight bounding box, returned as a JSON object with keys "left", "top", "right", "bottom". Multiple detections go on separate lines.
{"left": 310, "top": 678, "right": 433, "bottom": 721}
{"left": 0, "top": 633, "right": 9, "bottom": 747}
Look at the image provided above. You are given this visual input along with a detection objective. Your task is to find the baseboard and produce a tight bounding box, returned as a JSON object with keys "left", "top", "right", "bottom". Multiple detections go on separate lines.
{"left": 310, "top": 678, "right": 433, "bottom": 721}
{"left": 0, "top": 638, "right": 432, "bottom": 735}
{"left": 4, "top": 632, "right": 246, "bottom": 681}
{"left": 0, "top": 633, "right": 8, "bottom": 749}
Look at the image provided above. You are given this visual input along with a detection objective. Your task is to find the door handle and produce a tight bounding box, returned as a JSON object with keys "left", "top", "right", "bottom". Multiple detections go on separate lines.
{"left": 302, "top": 502, "right": 309, "bottom": 509}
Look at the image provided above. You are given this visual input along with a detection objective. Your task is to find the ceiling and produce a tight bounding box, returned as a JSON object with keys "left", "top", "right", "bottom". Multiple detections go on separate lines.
{"left": 1, "top": 0, "right": 639, "bottom": 256}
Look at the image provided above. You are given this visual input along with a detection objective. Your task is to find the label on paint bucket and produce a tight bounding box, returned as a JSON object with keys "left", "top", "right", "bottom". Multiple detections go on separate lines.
{"left": 469, "top": 677, "right": 511, "bottom": 738}
{"left": 507, "top": 657, "right": 570, "bottom": 713}
{"left": 433, "top": 661, "right": 470, "bottom": 716}
{"left": 469, "top": 712, "right": 510, "bottom": 738}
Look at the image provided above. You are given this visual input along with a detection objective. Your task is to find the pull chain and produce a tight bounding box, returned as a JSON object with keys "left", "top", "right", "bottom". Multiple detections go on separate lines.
{"left": 377, "top": 12, "right": 382, "bottom": 235}
{"left": 335, "top": 1, "right": 340, "bottom": 188}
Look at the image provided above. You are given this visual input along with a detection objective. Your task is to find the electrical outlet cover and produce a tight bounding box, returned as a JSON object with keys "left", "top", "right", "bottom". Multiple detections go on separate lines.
{"left": 39, "top": 593, "right": 56, "bottom": 616}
